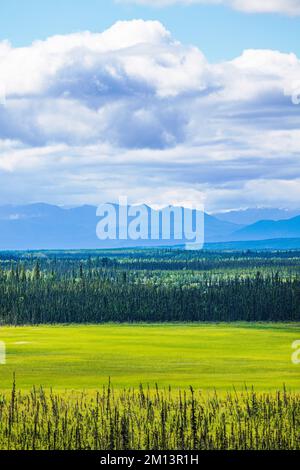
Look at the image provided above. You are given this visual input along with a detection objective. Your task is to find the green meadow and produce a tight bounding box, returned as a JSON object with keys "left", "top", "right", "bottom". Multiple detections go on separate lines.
{"left": 0, "top": 323, "right": 299, "bottom": 392}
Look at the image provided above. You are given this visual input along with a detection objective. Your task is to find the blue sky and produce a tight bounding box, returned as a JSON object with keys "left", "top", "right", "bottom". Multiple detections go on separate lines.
{"left": 0, "top": 1, "right": 300, "bottom": 211}
{"left": 1, "top": 0, "right": 300, "bottom": 61}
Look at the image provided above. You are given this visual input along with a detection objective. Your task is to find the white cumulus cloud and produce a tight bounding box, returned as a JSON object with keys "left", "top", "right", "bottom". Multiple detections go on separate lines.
{"left": 0, "top": 20, "right": 300, "bottom": 211}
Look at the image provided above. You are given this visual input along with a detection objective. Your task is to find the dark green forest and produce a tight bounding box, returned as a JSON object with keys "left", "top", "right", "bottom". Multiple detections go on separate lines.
{"left": 0, "top": 249, "right": 300, "bottom": 324}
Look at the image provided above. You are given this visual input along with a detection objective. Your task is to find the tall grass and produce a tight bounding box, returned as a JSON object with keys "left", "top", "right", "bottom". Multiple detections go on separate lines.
{"left": 0, "top": 382, "right": 299, "bottom": 450}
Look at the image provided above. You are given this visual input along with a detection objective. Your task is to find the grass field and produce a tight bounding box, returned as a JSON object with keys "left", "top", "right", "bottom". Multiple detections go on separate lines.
{"left": 0, "top": 323, "right": 300, "bottom": 392}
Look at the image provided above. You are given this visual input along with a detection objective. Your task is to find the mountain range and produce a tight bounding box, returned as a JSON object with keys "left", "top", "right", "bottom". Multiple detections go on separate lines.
{"left": 212, "top": 208, "right": 300, "bottom": 225}
{"left": 0, "top": 203, "right": 300, "bottom": 250}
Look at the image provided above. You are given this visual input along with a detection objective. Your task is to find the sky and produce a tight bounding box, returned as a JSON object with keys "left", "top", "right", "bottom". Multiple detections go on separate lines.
{"left": 1, "top": 0, "right": 300, "bottom": 62}
{"left": 0, "top": 0, "right": 300, "bottom": 211}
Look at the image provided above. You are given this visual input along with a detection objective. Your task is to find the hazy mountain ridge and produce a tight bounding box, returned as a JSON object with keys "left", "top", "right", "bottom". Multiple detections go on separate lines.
{"left": 0, "top": 203, "right": 300, "bottom": 249}
{"left": 213, "top": 208, "right": 300, "bottom": 225}
{"left": 0, "top": 203, "right": 239, "bottom": 249}
{"left": 231, "top": 215, "right": 300, "bottom": 242}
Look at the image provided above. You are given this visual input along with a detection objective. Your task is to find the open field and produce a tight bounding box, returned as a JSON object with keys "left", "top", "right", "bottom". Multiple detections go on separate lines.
{"left": 1, "top": 323, "right": 300, "bottom": 392}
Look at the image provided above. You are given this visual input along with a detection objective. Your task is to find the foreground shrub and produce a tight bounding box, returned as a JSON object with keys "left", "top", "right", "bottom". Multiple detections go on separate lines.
{"left": 0, "top": 383, "right": 299, "bottom": 450}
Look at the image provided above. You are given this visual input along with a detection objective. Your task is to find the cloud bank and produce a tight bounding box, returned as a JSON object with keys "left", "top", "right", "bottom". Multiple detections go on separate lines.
{"left": 117, "top": 0, "right": 300, "bottom": 16}
{"left": 0, "top": 20, "right": 300, "bottom": 211}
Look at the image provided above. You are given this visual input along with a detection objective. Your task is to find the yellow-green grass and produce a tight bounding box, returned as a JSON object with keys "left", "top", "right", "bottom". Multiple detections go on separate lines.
{"left": 0, "top": 323, "right": 299, "bottom": 393}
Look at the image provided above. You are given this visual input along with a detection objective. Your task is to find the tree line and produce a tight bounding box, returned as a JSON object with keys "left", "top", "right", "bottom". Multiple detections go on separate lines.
{"left": 0, "top": 258, "right": 299, "bottom": 324}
